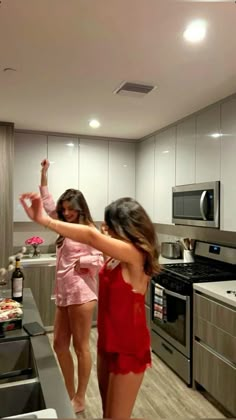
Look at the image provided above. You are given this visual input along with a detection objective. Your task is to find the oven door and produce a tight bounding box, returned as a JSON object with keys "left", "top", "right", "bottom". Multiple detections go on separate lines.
{"left": 151, "top": 279, "right": 191, "bottom": 357}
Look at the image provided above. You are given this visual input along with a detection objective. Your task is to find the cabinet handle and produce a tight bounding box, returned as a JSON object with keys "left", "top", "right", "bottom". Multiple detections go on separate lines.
{"left": 161, "top": 342, "right": 173, "bottom": 354}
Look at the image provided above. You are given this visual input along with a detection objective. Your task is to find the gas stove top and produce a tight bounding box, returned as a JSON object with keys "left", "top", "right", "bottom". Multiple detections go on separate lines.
{"left": 163, "top": 261, "right": 236, "bottom": 282}
{"left": 161, "top": 241, "right": 236, "bottom": 284}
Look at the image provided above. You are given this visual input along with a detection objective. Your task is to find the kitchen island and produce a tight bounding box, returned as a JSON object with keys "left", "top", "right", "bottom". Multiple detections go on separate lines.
{"left": 0, "top": 289, "right": 75, "bottom": 419}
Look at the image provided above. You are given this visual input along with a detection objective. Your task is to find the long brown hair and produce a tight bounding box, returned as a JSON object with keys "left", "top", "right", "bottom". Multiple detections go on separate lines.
{"left": 104, "top": 197, "right": 160, "bottom": 276}
{"left": 56, "top": 189, "right": 94, "bottom": 247}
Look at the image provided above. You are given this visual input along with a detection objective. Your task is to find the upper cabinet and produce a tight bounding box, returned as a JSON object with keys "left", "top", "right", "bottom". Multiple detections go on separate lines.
{"left": 79, "top": 139, "right": 108, "bottom": 221}
{"left": 176, "top": 117, "right": 196, "bottom": 186}
{"left": 108, "top": 141, "right": 135, "bottom": 203}
{"left": 47, "top": 135, "right": 79, "bottom": 203}
{"left": 220, "top": 98, "right": 236, "bottom": 232}
{"left": 196, "top": 105, "right": 221, "bottom": 183}
{"left": 154, "top": 127, "right": 176, "bottom": 224}
{"left": 14, "top": 132, "right": 47, "bottom": 221}
{"left": 135, "top": 137, "right": 155, "bottom": 221}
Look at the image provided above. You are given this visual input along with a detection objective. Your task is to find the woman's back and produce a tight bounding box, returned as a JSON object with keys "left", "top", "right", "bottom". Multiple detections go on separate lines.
{"left": 97, "top": 261, "right": 150, "bottom": 356}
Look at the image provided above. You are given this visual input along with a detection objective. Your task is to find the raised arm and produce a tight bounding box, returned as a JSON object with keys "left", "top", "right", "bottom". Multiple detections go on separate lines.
{"left": 40, "top": 159, "right": 49, "bottom": 187}
{"left": 39, "top": 159, "right": 57, "bottom": 219}
{"left": 20, "top": 193, "right": 142, "bottom": 265}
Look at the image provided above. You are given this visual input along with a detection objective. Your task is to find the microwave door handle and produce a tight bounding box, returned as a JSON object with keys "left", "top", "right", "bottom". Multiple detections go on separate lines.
{"left": 200, "top": 190, "right": 207, "bottom": 220}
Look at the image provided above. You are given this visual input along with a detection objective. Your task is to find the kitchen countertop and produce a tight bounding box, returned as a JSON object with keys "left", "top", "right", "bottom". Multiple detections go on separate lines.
{"left": 159, "top": 256, "right": 184, "bottom": 264}
{"left": 21, "top": 254, "right": 56, "bottom": 267}
{"left": 194, "top": 280, "right": 236, "bottom": 308}
{"left": 21, "top": 253, "right": 185, "bottom": 267}
{"left": 0, "top": 289, "right": 75, "bottom": 419}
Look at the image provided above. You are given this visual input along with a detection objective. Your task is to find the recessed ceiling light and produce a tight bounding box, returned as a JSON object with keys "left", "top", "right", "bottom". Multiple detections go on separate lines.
{"left": 211, "top": 133, "right": 222, "bottom": 138}
{"left": 183, "top": 20, "right": 207, "bottom": 43}
{"left": 89, "top": 119, "right": 100, "bottom": 128}
{"left": 66, "top": 142, "right": 74, "bottom": 147}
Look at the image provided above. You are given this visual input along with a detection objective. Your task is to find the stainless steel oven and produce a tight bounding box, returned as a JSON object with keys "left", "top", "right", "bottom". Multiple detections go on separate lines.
{"left": 151, "top": 275, "right": 192, "bottom": 385}
{"left": 151, "top": 241, "right": 236, "bottom": 387}
{"left": 172, "top": 181, "right": 220, "bottom": 228}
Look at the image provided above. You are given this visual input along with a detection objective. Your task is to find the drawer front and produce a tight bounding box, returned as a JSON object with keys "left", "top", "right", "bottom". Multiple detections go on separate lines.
{"left": 152, "top": 330, "right": 191, "bottom": 385}
{"left": 194, "top": 316, "right": 236, "bottom": 364}
{"left": 194, "top": 293, "right": 236, "bottom": 337}
{"left": 194, "top": 340, "right": 236, "bottom": 416}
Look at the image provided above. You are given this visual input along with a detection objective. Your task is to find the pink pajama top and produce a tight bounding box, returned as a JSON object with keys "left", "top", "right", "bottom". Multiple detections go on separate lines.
{"left": 39, "top": 186, "right": 104, "bottom": 307}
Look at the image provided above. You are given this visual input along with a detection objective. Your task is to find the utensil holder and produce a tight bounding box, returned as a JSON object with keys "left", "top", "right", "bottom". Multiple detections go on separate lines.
{"left": 183, "top": 250, "right": 194, "bottom": 263}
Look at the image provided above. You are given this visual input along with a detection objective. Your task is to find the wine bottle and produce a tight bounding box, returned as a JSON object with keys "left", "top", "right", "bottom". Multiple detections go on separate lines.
{"left": 11, "top": 257, "right": 24, "bottom": 303}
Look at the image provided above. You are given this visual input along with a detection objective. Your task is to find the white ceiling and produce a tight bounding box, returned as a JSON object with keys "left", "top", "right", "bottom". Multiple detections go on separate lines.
{"left": 0, "top": 0, "right": 236, "bottom": 139}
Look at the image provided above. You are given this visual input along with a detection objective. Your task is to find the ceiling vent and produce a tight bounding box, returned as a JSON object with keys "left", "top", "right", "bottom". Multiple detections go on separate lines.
{"left": 114, "top": 81, "right": 156, "bottom": 98}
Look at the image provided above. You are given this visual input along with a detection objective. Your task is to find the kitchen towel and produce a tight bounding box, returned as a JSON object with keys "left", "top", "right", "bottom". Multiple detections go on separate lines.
{"left": 154, "top": 283, "right": 167, "bottom": 322}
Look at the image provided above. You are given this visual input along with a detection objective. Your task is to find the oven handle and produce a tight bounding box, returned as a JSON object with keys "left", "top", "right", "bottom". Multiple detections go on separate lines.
{"left": 151, "top": 279, "right": 187, "bottom": 301}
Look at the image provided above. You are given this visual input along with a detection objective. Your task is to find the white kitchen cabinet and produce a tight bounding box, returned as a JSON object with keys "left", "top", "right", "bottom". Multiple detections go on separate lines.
{"left": 14, "top": 132, "right": 47, "bottom": 221}
{"left": 108, "top": 141, "right": 135, "bottom": 203}
{"left": 196, "top": 105, "right": 221, "bottom": 183}
{"left": 79, "top": 139, "right": 108, "bottom": 221}
{"left": 220, "top": 98, "right": 236, "bottom": 232}
{"left": 154, "top": 127, "right": 176, "bottom": 224}
{"left": 47, "top": 135, "right": 79, "bottom": 203}
{"left": 135, "top": 137, "right": 155, "bottom": 220}
{"left": 176, "top": 117, "right": 196, "bottom": 186}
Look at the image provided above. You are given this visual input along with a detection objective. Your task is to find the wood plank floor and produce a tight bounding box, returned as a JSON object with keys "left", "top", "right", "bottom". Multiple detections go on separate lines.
{"left": 47, "top": 329, "right": 225, "bottom": 419}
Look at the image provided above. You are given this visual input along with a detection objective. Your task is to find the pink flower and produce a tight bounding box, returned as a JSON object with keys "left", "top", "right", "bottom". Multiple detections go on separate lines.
{"left": 25, "top": 236, "right": 44, "bottom": 246}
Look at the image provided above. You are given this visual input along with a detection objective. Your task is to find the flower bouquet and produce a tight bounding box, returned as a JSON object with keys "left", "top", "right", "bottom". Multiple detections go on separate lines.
{"left": 25, "top": 236, "right": 44, "bottom": 257}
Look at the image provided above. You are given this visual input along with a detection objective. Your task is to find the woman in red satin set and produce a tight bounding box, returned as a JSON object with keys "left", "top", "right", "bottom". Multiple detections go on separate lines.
{"left": 20, "top": 192, "right": 160, "bottom": 419}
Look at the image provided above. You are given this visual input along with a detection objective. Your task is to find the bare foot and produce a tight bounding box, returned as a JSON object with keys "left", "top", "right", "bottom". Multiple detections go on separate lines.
{"left": 71, "top": 397, "right": 85, "bottom": 414}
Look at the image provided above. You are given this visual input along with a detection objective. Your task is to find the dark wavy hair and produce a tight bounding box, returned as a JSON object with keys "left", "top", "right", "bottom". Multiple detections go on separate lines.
{"left": 55, "top": 189, "right": 94, "bottom": 247}
{"left": 104, "top": 197, "right": 160, "bottom": 276}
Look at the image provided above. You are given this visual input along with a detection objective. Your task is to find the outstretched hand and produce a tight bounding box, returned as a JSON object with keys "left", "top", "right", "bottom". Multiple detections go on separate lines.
{"left": 41, "top": 159, "right": 50, "bottom": 171}
{"left": 19, "top": 193, "right": 49, "bottom": 226}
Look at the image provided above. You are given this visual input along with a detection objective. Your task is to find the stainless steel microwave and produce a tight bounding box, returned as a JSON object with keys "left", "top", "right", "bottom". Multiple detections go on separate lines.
{"left": 172, "top": 181, "right": 220, "bottom": 228}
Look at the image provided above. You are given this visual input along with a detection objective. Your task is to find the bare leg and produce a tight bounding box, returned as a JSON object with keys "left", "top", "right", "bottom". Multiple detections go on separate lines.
{"left": 105, "top": 371, "right": 145, "bottom": 419}
{"left": 53, "top": 306, "right": 75, "bottom": 399}
{"left": 68, "top": 300, "right": 96, "bottom": 413}
{"left": 97, "top": 353, "right": 110, "bottom": 417}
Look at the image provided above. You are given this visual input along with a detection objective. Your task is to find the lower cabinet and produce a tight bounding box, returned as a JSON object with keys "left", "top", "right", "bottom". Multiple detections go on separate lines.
{"left": 23, "top": 265, "right": 56, "bottom": 328}
{"left": 193, "top": 291, "right": 236, "bottom": 416}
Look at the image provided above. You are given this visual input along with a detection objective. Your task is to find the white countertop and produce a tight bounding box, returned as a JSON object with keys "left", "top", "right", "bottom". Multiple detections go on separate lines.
{"left": 21, "top": 253, "right": 56, "bottom": 267}
{"left": 159, "top": 256, "right": 184, "bottom": 265}
{"left": 21, "top": 253, "right": 183, "bottom": 267}
{"left": 194, "top": 280, "right": 236, "bottom": 308}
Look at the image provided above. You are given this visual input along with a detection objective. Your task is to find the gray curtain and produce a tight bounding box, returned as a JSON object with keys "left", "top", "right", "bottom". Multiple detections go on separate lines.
{"left": 0, "top": 123, "right": 14, "bottom": 269}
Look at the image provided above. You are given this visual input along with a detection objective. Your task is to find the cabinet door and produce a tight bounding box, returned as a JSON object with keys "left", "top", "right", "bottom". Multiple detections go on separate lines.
{"left": 154, "top": 127, "right": 176, "bottom": 224}
{"left": 176, "top": 117, "right": 196, "bottom": 186}
{"left": 47, "top": 136, "right": 79, "bottom": 204}
{"left": 79, "top": 139, "right": 108, "bottom": 221}
{"left": 108, "top": 141, "right": 135, "bottom": 202}
{"left": 23, "top": 265, "right": 56, "bottom": 327}
{"left": 14, "top": 133, "right": 47, "bottom": 221}
{"left": 196, "top": 105, "right": 221, "bottom": 183}
{"left": 194, "top": 341, "right": 236, "bottom": 416}
{"left": 220, "top": 98, "right": 236, "bottom": 232}
{"left": 135, "top": 137, "right": 155, "bottom": 220}
{"left": 39, "top": 266, "right": 56, "bottom": 328}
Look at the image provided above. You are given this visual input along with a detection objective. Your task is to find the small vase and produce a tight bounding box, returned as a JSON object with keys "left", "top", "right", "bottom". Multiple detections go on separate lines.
{"left": 32, "top": 244, "right": 41, "bottom": 258}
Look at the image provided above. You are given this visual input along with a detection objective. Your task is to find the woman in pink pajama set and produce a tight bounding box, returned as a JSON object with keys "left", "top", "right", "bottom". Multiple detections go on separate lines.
{"left": 40, "top": 159, "right": 103, "bottom": 414}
